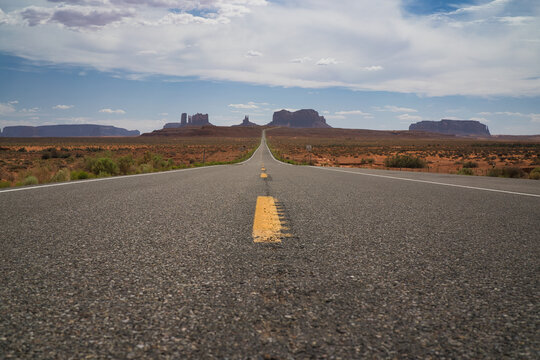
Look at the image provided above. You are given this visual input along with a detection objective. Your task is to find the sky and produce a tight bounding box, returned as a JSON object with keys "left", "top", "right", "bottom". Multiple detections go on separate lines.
{"left": 0, "top": 0, "right": 539, "bottom": 135}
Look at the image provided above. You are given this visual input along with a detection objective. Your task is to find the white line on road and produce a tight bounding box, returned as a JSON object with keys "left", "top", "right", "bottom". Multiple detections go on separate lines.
{"left": 312, "top": 167, "right": 540, "bottom": 198}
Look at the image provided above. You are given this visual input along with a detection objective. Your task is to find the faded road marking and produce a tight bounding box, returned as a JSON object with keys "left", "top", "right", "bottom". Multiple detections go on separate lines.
{"left": 260, "top": 173, "right": 268, "bottom": 179}
{"left": 253, "top": 196, "right": 282, "bottom": 243}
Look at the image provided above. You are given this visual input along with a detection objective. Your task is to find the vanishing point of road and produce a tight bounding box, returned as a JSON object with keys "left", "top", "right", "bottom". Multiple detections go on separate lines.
{"left": 1, "top": 133, "right": 539, "bottom": 358}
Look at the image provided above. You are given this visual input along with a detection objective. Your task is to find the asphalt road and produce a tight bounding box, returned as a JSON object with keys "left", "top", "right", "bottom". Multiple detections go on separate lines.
{"left": 1, "top": 135, "right": 539, "bottom": 358}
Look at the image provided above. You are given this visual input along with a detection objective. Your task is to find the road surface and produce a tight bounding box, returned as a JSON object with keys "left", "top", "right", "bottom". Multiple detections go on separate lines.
{"left": 1, "top": 134, "right": 539, "bottom": 358}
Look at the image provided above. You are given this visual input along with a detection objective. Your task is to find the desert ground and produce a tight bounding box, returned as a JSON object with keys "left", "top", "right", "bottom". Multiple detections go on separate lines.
{"left": 2, "top": 126, "right": 540, "bottom": 188}
{"left": 0, "top": 127, "right": 261, "bottom": 187}
{"left": 265, "top": 128, "right": 540, "bottom": 178}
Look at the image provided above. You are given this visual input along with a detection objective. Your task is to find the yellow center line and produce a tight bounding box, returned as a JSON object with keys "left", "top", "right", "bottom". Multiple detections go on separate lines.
{"left": 260, "top": 173, "right": 268, "bottom": 178}
{"left": 261, "top": 167, "right": 266, "bottom": 171}
{"left": 252, "top": 196, "right": 282, "bottom": 243}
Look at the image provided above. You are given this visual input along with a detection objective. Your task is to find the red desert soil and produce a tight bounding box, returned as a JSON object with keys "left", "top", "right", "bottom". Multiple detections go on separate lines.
{"left": 0, "top": 126, "right": 261, "bottom": 185}
{"left": 265, "top": 127, "right": 540, "bottom": 176}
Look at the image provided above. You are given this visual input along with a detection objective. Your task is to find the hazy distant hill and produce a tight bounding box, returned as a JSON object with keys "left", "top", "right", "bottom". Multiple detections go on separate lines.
{"left": 409, "top": 119, "right": 490, "bottom": 136}
{"left": 0, "top": 124, "right": 140, "bottom": 137}
{"left": 267, "top": 109, "right": 331, "bottom": 128}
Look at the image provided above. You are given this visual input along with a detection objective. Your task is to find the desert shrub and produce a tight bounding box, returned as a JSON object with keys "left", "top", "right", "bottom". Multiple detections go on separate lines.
{"left": 21, "top": 176, "right": 39, "bottom": 186}
{"left": 117, "top": 155, "right": 135, "bottom": 175}
{"left": 85, "top": 157, "right": 118, "bottom": 176}
{"left": 462, "top": 161, "right": 478, "bottom": 168}
{"left": 360, "top": 158, "right": 375, "bottom": 165}
{"left": 487, "top": 167, "right": 524, "bottom": 178}
{"left": 457, "top": 168, "right": 474, "bottom": 175}
{"left": 384, "top": 155, "right": 426, "bottom": 168}
{"left": 71, "top": 170, "right": 90, "bottom": 180}
{"left": 139, "top": 163, "right": 153, "bottom": 173}
{"left": 152, "top": 154, "right": 166, "bottom": 169}
{"left": 529, "top": 167, "right": 540, "bottom": 180}
{"left": 17, "top": 147, "right": 27, "bottom": 152}
{"left": 50, "top": 168, "right": 70, "bottom": 182}
{"left": 0, "top": 180, "right": 11, "bottom": 188}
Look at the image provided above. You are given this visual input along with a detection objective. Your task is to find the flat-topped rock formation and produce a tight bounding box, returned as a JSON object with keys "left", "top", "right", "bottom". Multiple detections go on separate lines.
{"left": 409, "top": 119, "right": 490, "bottom": 136}
{"left": 267, "top": 109, "right": 331, "bottom": 128}
{"left": 164, "top": 113, "right": 212, "bottom": 129}
{"left": 0, "top": 124, "right": 140, "bottom": 137}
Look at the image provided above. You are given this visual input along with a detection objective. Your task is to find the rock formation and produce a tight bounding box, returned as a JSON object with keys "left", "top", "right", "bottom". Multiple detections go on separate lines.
{"left": 409, "top": 119, "right": 490, "bottom": 136}
{"left": 0, "top": 124, "right": 140, "bottom": 137}
{"left": 232, "top": 116, "right": 259, "bottom": 127}
{"left": 163, "top": 113, "right": 212, "bottom": 129}
{"left": 267, "top": 109, "right": 331, "bottom": 128}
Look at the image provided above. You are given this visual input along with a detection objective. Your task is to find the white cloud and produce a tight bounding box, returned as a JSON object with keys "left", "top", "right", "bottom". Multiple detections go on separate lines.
{"left": 99, "top": 108, "right": 126, "bottom": 114}
{"left": 0, "top": 0, "right": 538, "bottom": 96}
{"left": 229, "top": 102, "right": 258, "bottom": 109}
{"left": 362, "top": 65, "right": 383, "bottom": 71}
{"left": 21, "top": 107, "right": 39, "bottom": 113}
{"left": 378, "top": 105, "right": 418, "bottom": 113}
{"left": 290, "top": 57, "right": 312, "bottom": 64}
{"left": 245, "top": 50, "right": 262, "bottom": 57}
{"left": 0, "top": 102, "right": 16, "bottom": 115}
{"left": 397, "top": 113, "right": 423, "bottom": 122}
{"left": 53, "top": 104, "right": 74, "bottom": 110}
{"left": 8, "top": 100, "right": 18, "bottom": 104}
{"left": 159, "top": 112, "right": 168, "bottom": 116}
{"left": 335, "top": 110, "right": 372, "bottom": 117}
{"left": 316, "top": 58, "right": 338, "bottom": 66}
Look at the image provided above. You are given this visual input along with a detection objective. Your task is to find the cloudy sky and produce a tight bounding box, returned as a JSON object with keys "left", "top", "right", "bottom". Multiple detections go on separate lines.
{"left": 0, "top": 0, "right": 539, "bottom": 134}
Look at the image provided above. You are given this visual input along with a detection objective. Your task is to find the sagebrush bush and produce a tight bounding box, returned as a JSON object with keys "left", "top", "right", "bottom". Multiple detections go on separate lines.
{"left": 71, "top": 170, "right": 90, "bottom": 180}
{"left": 487, "top": 167, "right": 524, "bottom": 178}
{"left": 462, "top": 161, "right": 478, "bottom": 168}
{"left": 21, "top": 176, "right": 39, "bottom": 186}
{"left": 384, "top": 155, "right": 426, "bottom": 168}
{"left": 50, "top": 168, "right": 70, "bottom": 182}
{"left": 139, "top": 163, "right": 153, "bottom": 173}
{"left": 457, "top": 167, "right": 474, "bottom": 175}
{"left": 85, "top": 157, "right": 118, "bottom": 175}
{"left": 117, "top": 155, "right": 135, "bottom": 175}
{"left": 529, "top": 167, "right": 540, "bottom": 180}
{"left": 0, "top": 180, "right": 11, "bottom": 188}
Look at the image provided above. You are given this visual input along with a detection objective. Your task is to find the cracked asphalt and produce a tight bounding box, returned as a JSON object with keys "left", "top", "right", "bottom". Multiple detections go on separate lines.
{"left": 1, "top": 135, "right": 539, "bottom": 358}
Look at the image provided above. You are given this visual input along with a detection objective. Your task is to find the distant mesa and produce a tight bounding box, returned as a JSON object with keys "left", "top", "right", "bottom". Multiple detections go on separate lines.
{"left": 267, "top": 109, "right": 331, "bottom": 128}
{"left": 232, "top": 116, "right": 259, "bottom": 127}
{"left": 163, "top": 113, "right": 212, "bottom": 129}
{"left": 409, "top": 119, "right": 490, "bottom": 136}
{"left": 0, "top": 124, "right": 140, "bottom": 137}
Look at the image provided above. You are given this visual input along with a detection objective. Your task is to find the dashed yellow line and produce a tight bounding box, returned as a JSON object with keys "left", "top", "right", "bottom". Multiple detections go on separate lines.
{"left": 260, "top": 173, "right": 268, "bottom": 178}
{"left": 252, "top": 196, "right": 283, "bottom": 243}
{"left": 261, "top": 167, "right": 266, "bottom": 171}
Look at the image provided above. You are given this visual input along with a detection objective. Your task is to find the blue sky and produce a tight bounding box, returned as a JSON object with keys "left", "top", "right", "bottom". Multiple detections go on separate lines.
{"left": 1, "top": 0, "right": 539, "bottom": 134}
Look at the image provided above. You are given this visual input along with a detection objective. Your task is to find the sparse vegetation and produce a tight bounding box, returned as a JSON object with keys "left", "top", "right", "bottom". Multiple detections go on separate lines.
{"left": 457, "top": 167, "right": 474, "bottom": 175}
{"left": 71, "top": 170, "right": 90, "bottom": 180}
{"left": 0, "top": 180, "right": 11, "bottom": 188}
{"left": 462, "top": 161, "right": 478, "bottom": 168}
{"left": 528, "top": 167, "right": 540, "bottom": 180}
{"left": 487, "top": 167, "right": 525, "bottom": 178}
{"left": 50, "top": 168, "right": 71, "bottom": 182}
{"left": 18, "top": 175, "right": 39, "bottom": 186}
{"left": 265, "top": 128, "right": 539, "bottom": 178}
{"left": 384, "top": 155, "right": 426, "bottom": 168}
